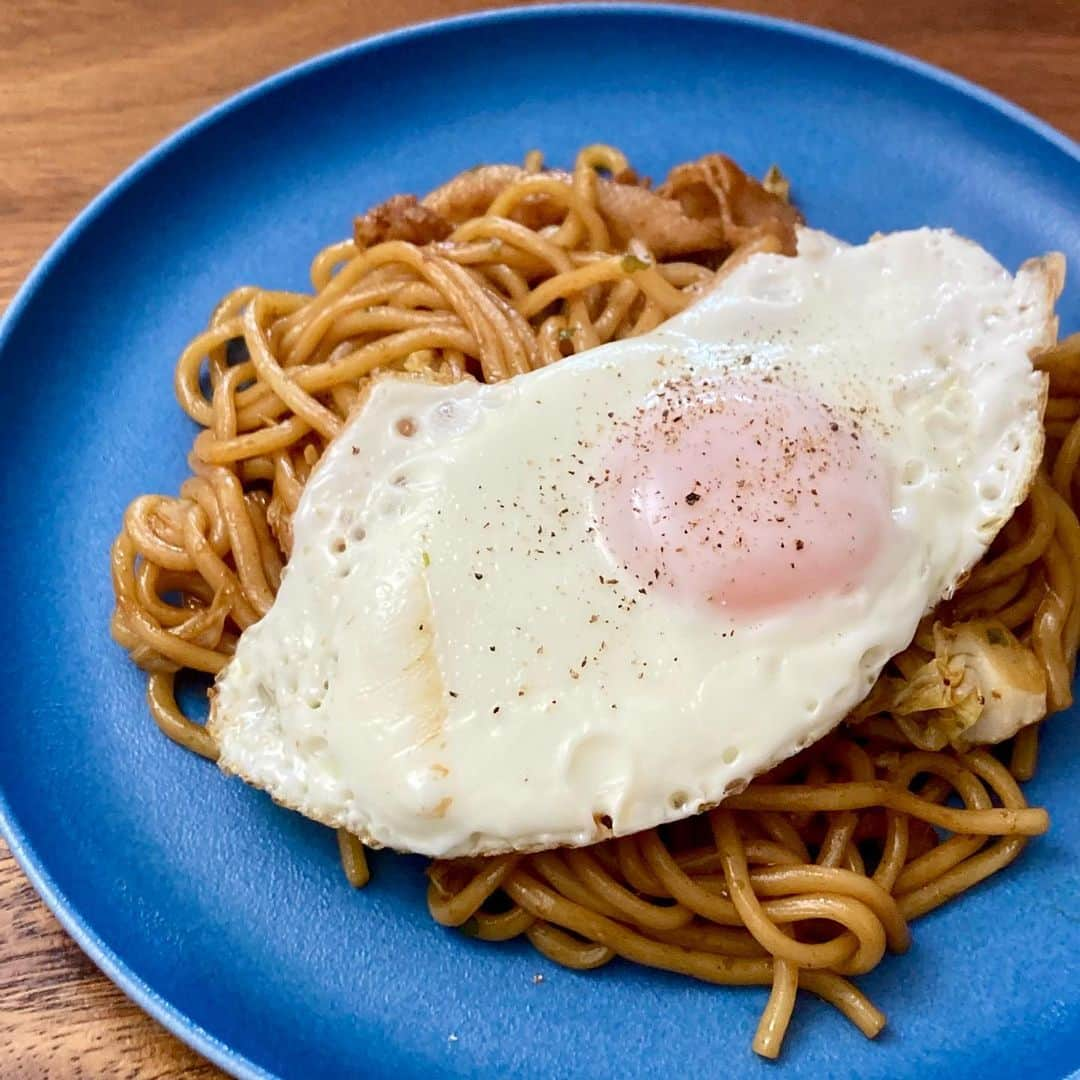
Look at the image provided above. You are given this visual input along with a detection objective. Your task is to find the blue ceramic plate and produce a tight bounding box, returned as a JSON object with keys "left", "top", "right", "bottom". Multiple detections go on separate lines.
{"left": 1, "top": 6, "right": 1078, "bottom": 1078}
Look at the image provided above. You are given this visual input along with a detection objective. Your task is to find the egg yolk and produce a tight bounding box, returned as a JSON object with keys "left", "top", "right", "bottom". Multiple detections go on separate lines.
{"left": 595, "top": 378, "right": 891, "bottom": 617}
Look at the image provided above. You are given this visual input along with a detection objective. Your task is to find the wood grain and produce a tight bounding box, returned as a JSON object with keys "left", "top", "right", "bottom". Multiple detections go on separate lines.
{"left": 1, "top": 1, "right": 1077, "bottom": 1075}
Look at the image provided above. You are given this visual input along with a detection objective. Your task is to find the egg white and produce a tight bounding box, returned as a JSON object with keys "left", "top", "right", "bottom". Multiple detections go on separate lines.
{"left": 210, "top": 228, "right": 1061, "bottom": 857}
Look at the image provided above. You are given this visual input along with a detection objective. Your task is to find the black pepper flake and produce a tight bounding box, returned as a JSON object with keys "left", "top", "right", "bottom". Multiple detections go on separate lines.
{"left": 448, "top": 690, "right": 459, "bottom": 698}
{"left": 795, "top": 539, "right": 805, "bottom": 550}
{"left": 685, "top": 491, "right": 701, "bottom": 506}
{"left": 474, "top": 572, "right": 484, "bottom": 580}
{"left": 492, "top": 706, "right": 500, "bottom": 715}
{"left": 351, "top": 446, "right": 360, "bottom": 455}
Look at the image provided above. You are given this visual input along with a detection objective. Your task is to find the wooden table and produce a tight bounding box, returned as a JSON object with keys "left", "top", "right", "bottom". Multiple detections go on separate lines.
{"left": 1, "top": 1, "right": 1077, "bottom": 1074}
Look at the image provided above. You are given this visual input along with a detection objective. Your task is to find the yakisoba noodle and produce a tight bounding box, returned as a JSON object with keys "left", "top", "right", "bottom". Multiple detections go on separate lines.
{"left": 110, "top": 146, "right": 1077, "bottom": 1058}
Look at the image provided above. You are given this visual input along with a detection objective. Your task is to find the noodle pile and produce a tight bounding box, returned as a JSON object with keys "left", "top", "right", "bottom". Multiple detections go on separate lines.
{"left": 109, "top": 146, "right": 1079, "bottom": 1057}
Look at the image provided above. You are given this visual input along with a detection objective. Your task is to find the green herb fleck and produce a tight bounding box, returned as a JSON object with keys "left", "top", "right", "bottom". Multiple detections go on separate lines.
{"left": 621, "top": 254, "right": 650, "bottom": 274}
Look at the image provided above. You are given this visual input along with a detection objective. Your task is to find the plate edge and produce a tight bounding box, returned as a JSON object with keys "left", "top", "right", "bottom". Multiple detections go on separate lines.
{"left": 1, "top": 5, "right": 1079, "bottom": 1078}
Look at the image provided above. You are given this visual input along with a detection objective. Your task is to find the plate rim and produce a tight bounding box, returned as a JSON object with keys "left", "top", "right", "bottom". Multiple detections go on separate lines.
{"left": 2, "top": 5, "right": 1079, "bottom": 1077}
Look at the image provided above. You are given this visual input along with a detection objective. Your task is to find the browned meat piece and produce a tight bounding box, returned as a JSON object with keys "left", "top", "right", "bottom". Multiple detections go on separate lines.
{"left": 657, "top": 154, "right": 802, "bottom": 253}
{"left": 354, "top": 194, "right": 453, "bottom": 248}
{"left": 419, "top": 155, "right": 800, "bottom": 258}
{"left": 422, "top": 165, "right": 539, "bottom": 225}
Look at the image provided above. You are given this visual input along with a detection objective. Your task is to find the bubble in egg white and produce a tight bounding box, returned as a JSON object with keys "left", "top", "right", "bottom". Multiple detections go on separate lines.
{"left": 925, "top": 407, "right": 965, "bottom": 445}
{"left": 860, "top": 645, "right": 889, "bottom": 672}
{"left": 565, "top": 733, "right": 633, "bottom": 809}
{"left": 901, "top": 458, "right": 928, "bottom": 487}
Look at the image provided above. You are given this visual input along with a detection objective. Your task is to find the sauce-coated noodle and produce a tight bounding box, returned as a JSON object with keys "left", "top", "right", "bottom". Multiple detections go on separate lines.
{"left": 109, "top": 147, "right": 1077, "bottom": 1057}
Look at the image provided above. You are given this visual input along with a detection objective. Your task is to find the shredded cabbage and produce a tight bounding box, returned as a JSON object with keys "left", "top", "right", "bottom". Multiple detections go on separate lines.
{"left": 853, "top": 619, "right": 1047, "bottom": 749}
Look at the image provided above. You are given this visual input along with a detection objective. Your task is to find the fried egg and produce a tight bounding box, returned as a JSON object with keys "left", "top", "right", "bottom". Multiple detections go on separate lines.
{"left": 209, "top": 228, "right": 1062, "bottom": 858}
